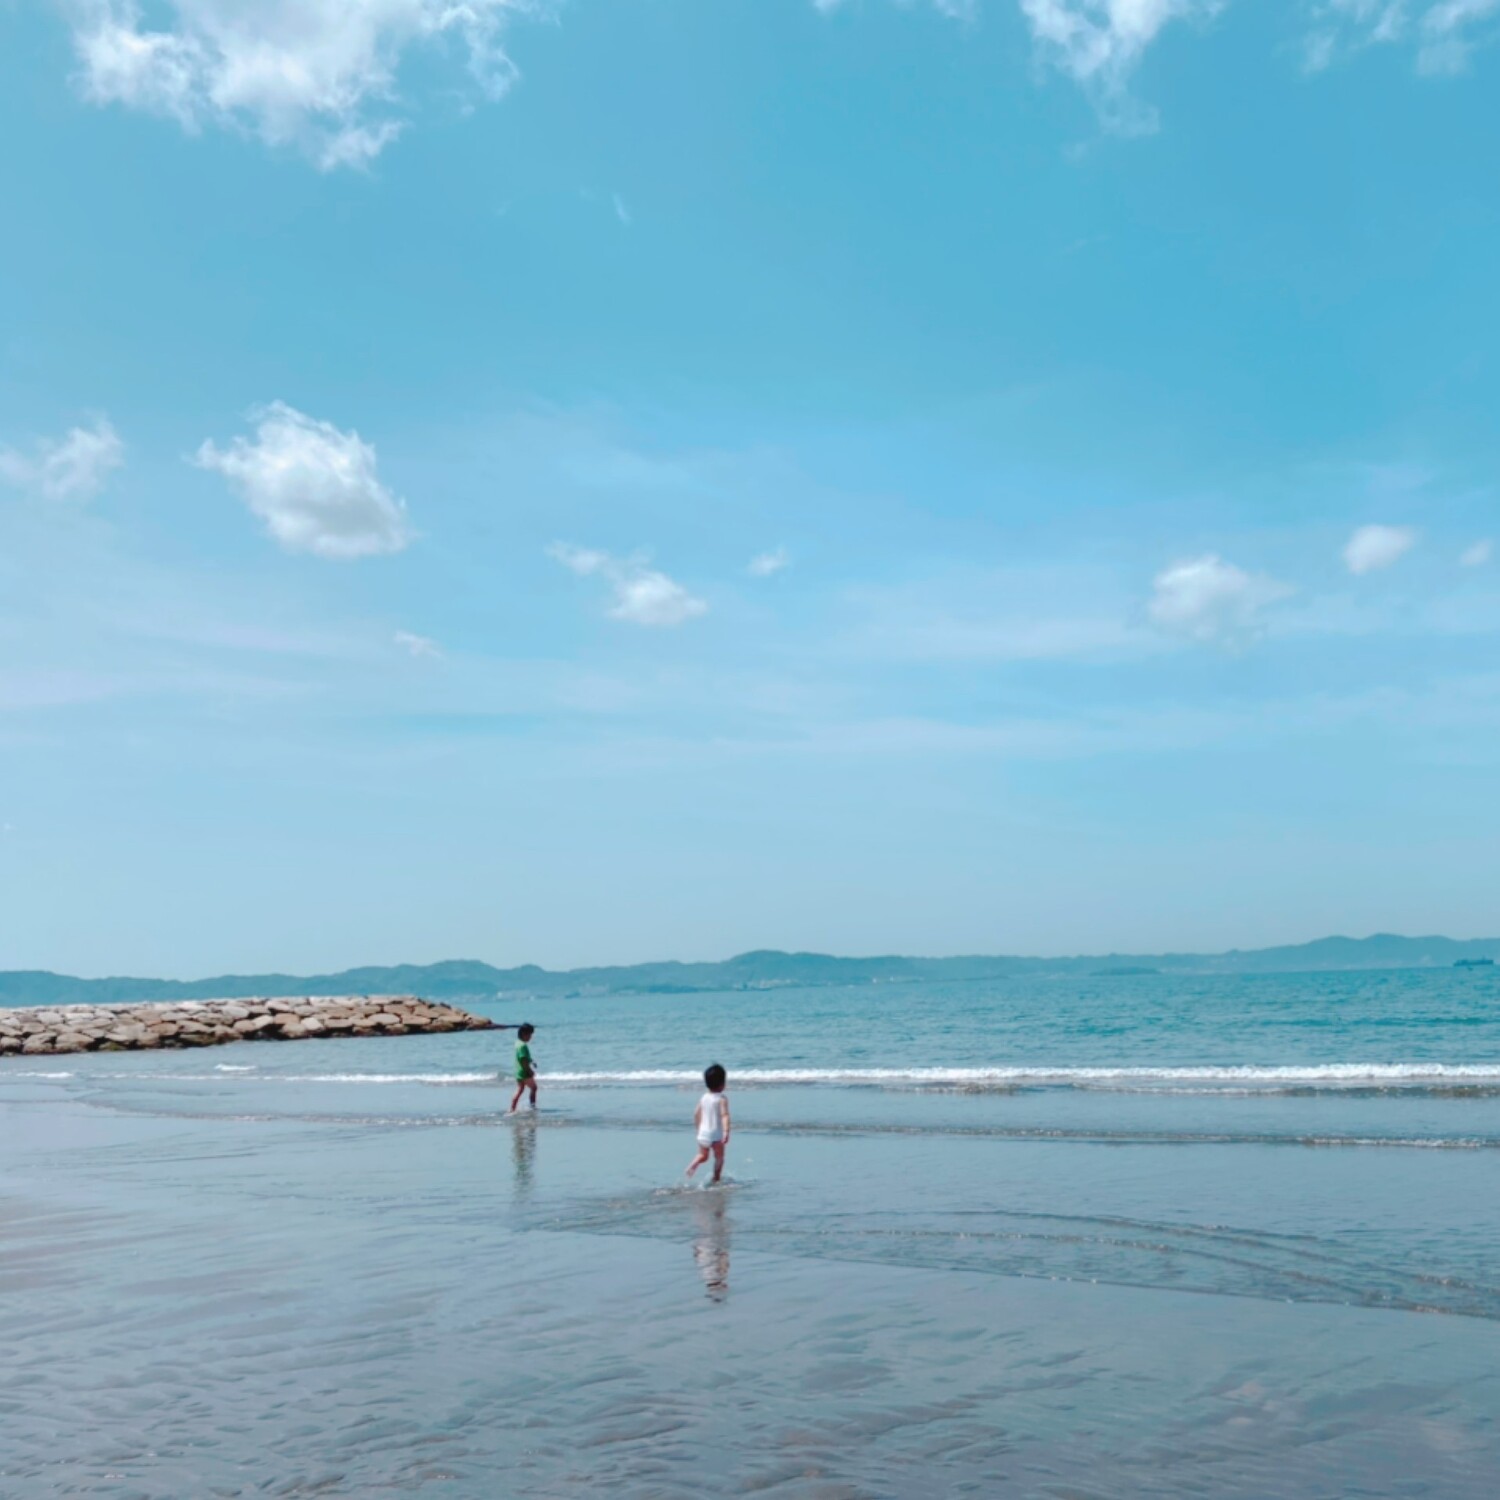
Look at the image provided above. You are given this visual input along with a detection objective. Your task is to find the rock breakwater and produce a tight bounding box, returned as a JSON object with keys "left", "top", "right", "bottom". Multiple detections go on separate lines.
{"left": 0, "top": 995, "right": 493, "bottom": 1056}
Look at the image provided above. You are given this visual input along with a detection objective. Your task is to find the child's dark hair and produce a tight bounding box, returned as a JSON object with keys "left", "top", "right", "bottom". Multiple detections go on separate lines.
{"left": 704, "top": 1063, "right": 726, "bottom": 1092}
{"left": 517, "top": 1023, "right": 535, "bottom": 1039}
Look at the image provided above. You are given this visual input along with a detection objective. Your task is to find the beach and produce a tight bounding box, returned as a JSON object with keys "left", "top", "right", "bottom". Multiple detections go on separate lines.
{"left": 8, "top": 4, "right": 1499, "bottom": 1493}
{"left": 3, "top": 969, "right": 1499, "bottom": 1497}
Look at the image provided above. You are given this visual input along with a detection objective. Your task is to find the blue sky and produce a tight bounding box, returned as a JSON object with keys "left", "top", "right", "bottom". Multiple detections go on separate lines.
{"left": 2, "top": 1, "right": 1498, "bottom": 976}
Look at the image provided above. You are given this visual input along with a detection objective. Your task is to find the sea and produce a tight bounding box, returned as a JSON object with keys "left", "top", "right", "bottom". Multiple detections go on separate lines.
{"left": 3, "top": 967, "right": 1499, "bottom": 1497}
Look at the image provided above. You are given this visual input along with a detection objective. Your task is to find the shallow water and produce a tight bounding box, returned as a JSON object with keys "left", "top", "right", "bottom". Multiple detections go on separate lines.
{"left": 3, "top": 969, "right": 1499, "bottom": 1495}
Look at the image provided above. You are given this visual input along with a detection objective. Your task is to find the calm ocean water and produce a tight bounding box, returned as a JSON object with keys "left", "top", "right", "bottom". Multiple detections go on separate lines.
{"left": 4, "top": 968, "right": 1500, "bottom": 1496}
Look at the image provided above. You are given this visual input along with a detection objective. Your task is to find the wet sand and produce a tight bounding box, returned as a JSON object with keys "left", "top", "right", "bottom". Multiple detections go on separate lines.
{"left": 2, "top": 1075, "right": 1498, "bottom": 1497}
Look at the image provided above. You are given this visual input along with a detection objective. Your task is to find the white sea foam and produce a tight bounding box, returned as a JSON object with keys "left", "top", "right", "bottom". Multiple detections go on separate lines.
{"left": 12, "top": 1063, "right": 1500, "bottom": 1089}
{"left": 533, "top": 1064, "right": 1500, "bottom": 1087}
{"left": 232, "top": 1063, "right": 1500, "bottom": 1089}
{"left": 278, "top": 1072, "right": 498, "bottom": 1084}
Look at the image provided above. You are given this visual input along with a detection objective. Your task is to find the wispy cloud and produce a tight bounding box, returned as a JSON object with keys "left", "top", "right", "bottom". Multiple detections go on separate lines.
{"left": 747, "top": 547, "right": 790, "bottom": 578}
{"left": 1418, "top": 0, "right": 1500, "bottom": 73}
{"left": 1303, "top": 0, "right": 1408, "bottom": 71}
{"left": 0, "top": 416, "right": 124, "bottom": 501}
{"left": 59, "top": 0, "right": 1500, "bottom": 176}
{"left": 194, "top": 402, "right": 411, "bottom": 560}
{"left": 548, "top": 543, "right": 709, "bottom": 627}
{"left": 612, "top": 192, "right": 632, "bottom": 227}
{"left": 560, "top": 674, "right": 1500, "bottom": 776}
{"left": 394, "top": 630, "right": 442, "bottom": 659}
{"left": 1018, "top": 0, "right": 1220, "bottom": 133}
{"left": 0, "top": 662, "right": 311, "bottom": 714}
{"left": 842, "top": 564, "right": 1150, "bottom": 663}
{"left": 67, "top": 0, "right": 541, "bottom": 169}
{"left": 1303, "top": 0, "right": 1500, "bottom": 75}
{"left": 1343, "top": 524, "right": 1417, "bottom": 575}
{"left": 1147, "top": 554, "right": 1291, "bottom": 644}
{"left": 816, "top": 0, "right": 977, "bottom": 14}
{"left": 1460, "top": 538, "right": 1493, "bottom": 567}
{"left": 822, "top": 1, "right": 1495, "bottom": 127}
{"left": 860, "top": 611, "right": 1145, "bottom": 663}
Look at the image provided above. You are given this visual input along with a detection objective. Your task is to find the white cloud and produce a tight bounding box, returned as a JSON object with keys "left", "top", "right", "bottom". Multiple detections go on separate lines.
{"left": 1304, "top": 0, "right": 1500, "bottom": 74}
{"left": 394, "top": 630, "right": 441, "bottom": 658}
{"left": 67, "top": 0, "right": 537, "bottom": 169}
{"left": 828, "top": 2, "right": 1491, "bottom": 120}
{"left": 1416, "top": 0, "right": 1500, "bottom": 72}
{"left": 548, "top": 543, "right": 708, "bottom": 627}
{"left": 608, "top": 570, "right": 709, "bottom": 627}
{"left": 747, "top": 547, "right": 791, "bottom": 578}
{"left": 0, "top": 416, "right": 124, "bottom": 501}
{"left": 814, "top": 0, "right": 976, "bottom": 15}
{"left": 612, "top": 193, "right": 632, "bottom": 227}
{"left": 1304, "top": 0, "right": 1408, "bottom": 72}
{"left": 195, "top": 402, "right": 411, "bottom": 560}
{"left": 1460, "top": 539, "right": 1493, "bottom": 567}
{"left": 547, "top": 543, "right": 611, "bottom": 577}
{"left": 1018, "top": 0, "right": 1219, "bottom": 132}
{"left": 1343, "top": 524, "right": 1417, "bottom": 575}
{"left": 1147, "top": 554, "right": 1290, "bottom": 644}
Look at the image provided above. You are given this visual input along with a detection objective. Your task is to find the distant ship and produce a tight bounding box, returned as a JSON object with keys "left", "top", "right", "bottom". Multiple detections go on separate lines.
{"left": 1454, "top": 958, "right": 1496, "bottom": 968}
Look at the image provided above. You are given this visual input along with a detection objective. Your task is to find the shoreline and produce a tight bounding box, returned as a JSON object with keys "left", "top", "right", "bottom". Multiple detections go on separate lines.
{"left": 0, "top": 995, "right": 492, "bottom": 1056}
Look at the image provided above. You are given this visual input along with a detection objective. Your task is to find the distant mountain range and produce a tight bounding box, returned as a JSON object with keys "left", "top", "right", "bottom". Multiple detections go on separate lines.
{"left": 3, "top": 933, "right": 1499, "bottom": 1008}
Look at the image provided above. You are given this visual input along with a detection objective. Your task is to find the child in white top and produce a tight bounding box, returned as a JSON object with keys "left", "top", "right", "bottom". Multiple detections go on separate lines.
{"left": 686, "top": 1062, "right": 730, "bottom": 1184}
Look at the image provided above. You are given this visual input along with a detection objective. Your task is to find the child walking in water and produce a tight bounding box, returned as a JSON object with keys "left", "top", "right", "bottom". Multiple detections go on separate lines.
{"left": 686, "top": 1063, "right": 730, "bottom": 1184}
{"left": 509, "top": 1023, "right": 538, "bottom": 1113}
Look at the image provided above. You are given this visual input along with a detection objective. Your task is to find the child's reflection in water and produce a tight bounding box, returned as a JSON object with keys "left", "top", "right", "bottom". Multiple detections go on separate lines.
{"left": 691, "top": 1190, "right": 731, "bottom": 1301}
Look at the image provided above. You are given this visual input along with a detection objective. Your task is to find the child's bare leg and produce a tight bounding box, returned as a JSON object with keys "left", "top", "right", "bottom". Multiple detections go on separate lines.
{"left": 710, "top": 1141, "right": 725, "bottom": 1183}
{"left": 509, "top": 1082, "right": 525, "bottom": 1112}
{"left": 527, "top": 1080, "right": 538, "bottom": 1109}
{"left": 685, "top": 1145, "right": 710, "bottom": 1178}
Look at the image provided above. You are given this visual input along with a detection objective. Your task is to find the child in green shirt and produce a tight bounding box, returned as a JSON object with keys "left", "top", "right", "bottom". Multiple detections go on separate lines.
{"left": 509, "top": 1023, "right": 538, "bottom": 1113}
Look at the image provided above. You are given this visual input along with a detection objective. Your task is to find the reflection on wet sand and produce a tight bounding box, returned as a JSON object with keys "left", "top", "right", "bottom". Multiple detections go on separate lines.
{"left": 691, "top": 1190, "right": 731, "bottom": 1301}
{"left": 511, "top": 1115, "right": 537, "bottom": 1198}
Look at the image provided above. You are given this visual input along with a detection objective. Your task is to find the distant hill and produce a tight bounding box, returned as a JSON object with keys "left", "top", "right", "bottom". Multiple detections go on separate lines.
{"left": 3, "top": 933, "right": 1499, "bottom": 1008}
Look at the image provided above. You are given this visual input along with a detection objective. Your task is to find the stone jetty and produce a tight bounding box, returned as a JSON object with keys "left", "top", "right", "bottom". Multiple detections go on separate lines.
{"left": 0, "top": 995, "right": 494, "bottom": 1056}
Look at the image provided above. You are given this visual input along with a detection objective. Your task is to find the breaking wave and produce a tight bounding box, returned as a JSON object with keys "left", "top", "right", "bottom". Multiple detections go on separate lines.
{"left": 8, "top": 1062, "right": 1500, "bottom": 1093}
{"left": 534, "top": 1063, "right": 1500, "bottom": 1089}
